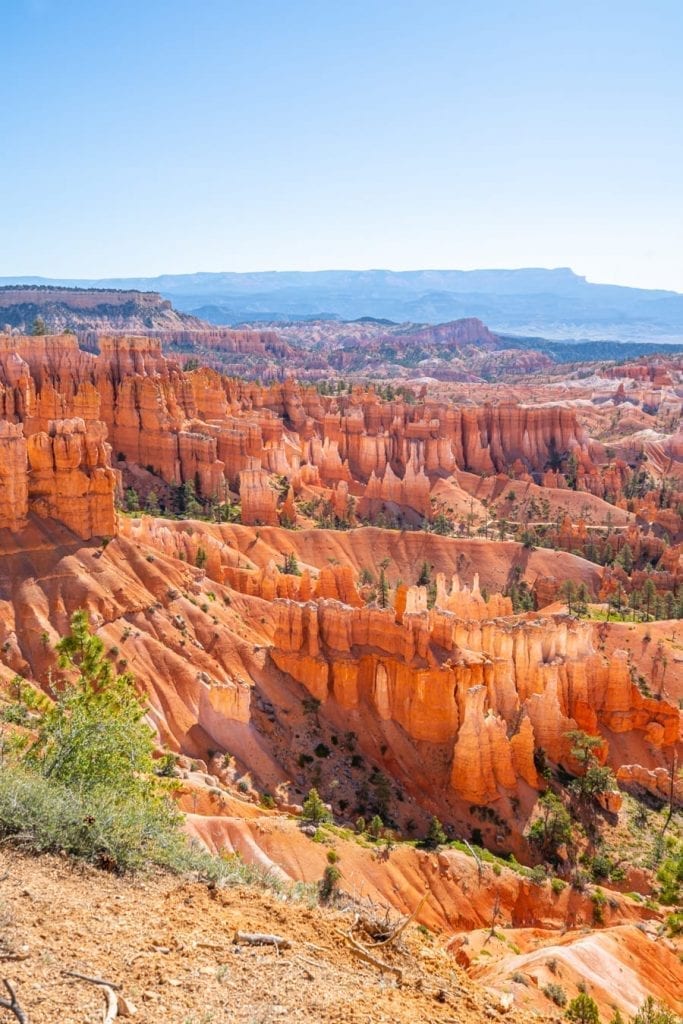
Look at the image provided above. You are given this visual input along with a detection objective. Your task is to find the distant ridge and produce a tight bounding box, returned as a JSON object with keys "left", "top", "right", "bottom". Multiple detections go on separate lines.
{"left": 1, "top": 268, "right": 682, "bottom": 341}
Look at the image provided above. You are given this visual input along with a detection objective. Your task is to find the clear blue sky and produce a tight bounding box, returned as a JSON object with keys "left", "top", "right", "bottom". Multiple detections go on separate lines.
{"left": 2, "top": 0, "right": 682, "bottom": 290}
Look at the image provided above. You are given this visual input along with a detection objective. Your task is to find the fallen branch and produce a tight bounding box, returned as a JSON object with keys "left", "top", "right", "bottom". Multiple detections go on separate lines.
{"left": 0, "top": 980, "right": 27, "bottom": 1024}
{"left": 61, "top": 971, "right": 118, "bottom": 1023}
{"left": 372, "top": 893, "right": 427, "bottom": 948}
{"left": 233, "top": 931, "right": 291, "bottom": 950}
{"left": 335, "top": 928, "right": 403, "bottom": 983}
{"left": 61, "top": 970, "right": 120, "bottom": 991}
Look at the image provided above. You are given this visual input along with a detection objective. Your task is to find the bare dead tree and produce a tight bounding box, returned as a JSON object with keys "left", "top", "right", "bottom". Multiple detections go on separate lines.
{"left": 661, "top": 750, "right": 679, "bottom": 837}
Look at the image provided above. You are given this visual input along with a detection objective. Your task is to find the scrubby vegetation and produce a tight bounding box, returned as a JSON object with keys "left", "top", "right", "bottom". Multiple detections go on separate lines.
{"left": 0, "top": 611, "right": 268, "bottom": 885}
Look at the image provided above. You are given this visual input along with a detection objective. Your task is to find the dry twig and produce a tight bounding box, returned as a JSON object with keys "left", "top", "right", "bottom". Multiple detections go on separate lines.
{"left": 334, "top": 927, "right": 403, "bottom": 983}
{"left": 61, "top": 970, "right": 119, "bottom": 1022}
{"left": 0, "top": 980, "right": 28, "bottom": 1024}
{"left": 233, "top": 931, "right": 291, "bottom": 950}
{"left": 371, "top": 893, "right": 427, "bottom": 948}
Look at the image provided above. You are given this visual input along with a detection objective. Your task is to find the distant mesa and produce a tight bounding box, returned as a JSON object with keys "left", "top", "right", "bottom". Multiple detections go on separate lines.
{"left": 3, "top": 267, "right": 683, "bottom": 340}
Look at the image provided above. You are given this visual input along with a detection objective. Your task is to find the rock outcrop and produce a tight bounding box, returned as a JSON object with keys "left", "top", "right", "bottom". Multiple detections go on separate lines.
{"left": 26, "top": 418, "right": 118, "bottom": 539}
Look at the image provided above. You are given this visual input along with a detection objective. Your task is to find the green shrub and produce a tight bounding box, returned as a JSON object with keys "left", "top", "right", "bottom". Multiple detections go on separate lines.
{"left": 0, "top": 766, "right": 187, "bottom": 874}
{"left": 665, "top": 911, "right": 682, "bottom": 936}
{"left": 632, "top": 997, "right": 680, "bottom": 1024}
{"left": 318, "top": 864, "right": 341, "bottom": 903}
{"left": 551, "top": 877, "right": 567, "bottom": 894}
{"left": 566, "top": 993, "right": 600, "bottom": 1024}
{"left": 656, "top": 842, "right": 682, "bottom": 905}
{"left": 591, "top": 888, "right": 607, "bottom": 924}
{"left": 0, "top": 610, "right": 279, "bottom": 889}
{"left": 543, "top": 983, "right": 567, "bottom": 1007}
{"left": 301, "top": 788, "right": 331, "bottom": 824}
{"left": 423, "top": 816, "right": 447, "bottom": 849}
{"left": 526, "top": 792, "right": 572, "bottom": 862}
{"left": 154, "top": 752, "right": 178, "bottom": 778}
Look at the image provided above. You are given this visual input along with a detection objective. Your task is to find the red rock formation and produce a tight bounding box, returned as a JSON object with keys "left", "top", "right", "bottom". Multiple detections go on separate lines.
{"left": 267, "top": 589, "right": 677, "bottom": 808}
{"left": 0, "top": 420, "right": 28, "bottom": 532}
{"left": 27, "top": 418, "right": 118, "bottom": 539}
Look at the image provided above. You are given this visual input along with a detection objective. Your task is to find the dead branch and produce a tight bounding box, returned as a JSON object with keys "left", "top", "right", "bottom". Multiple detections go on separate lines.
{"left": 61, "top": 970, "right": 120, "bottom": 991}
{"left": 61, "top": 971, "right": 118, "bottom": 1023}
{"left": 372, "top": 893, "right": 427, "bottom": 948}
{"left": 334, "top": 928, "right": 403, "bottom": 983}
{"left": 0, "top": 980, "right": 28, "bottom": 1024}
{"left": 101, "top": 985, "right": 118, "bottom": 1024}
{"left": 661, "top": 750, "right": 678, "bottom": 837}
{"left": 464, "top": 839, "right": 483, "bottom": 883}
{"left": 233, "top": 931, "right": 291, "bottom": 950}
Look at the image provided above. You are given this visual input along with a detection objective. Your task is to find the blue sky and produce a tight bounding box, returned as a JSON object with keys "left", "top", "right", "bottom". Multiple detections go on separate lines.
{"left": 2, "top": 0, "right": 682, "bottom": 290}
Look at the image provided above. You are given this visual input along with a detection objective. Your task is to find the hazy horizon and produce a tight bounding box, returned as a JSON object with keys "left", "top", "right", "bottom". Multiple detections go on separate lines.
{"left": 2, "top": 266, "right": 682, "bottom": 298}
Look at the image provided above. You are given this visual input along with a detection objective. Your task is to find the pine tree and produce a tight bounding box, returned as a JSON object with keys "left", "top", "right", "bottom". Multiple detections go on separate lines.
{"left": 145, "top": 490, "right": 160, "bottom": 515}
{"left": 125, "top": 487, "right": 140, "bottom": 512}
{"left": 561, "top": 579, "right": 577, "bottom": 614}
{"left": 566, "top": 993, "right": 600, "bottom": 1024}
{"left": 302, "top": 787, "right": 331, "bottom": 824}
{"left": 417, "top": 561, "right": 431, "bottom": 586}
{"left": 424, "top": 816, "right": 447, "bottom": 849}
{"left": 378, "top": 567, "right": 390, "bottom": 608}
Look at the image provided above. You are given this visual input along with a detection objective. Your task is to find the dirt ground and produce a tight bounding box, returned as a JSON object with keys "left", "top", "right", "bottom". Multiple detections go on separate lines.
{"left": 0, "top": 849, "right": 544, "bottom": 1024}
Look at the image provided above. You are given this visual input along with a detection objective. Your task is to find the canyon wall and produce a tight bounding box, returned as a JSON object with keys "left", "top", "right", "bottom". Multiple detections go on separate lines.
{"left": 0, "top": 332, "right": 605, "bottom": 532}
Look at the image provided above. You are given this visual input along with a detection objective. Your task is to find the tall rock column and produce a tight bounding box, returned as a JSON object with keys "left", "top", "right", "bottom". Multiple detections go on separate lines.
{"left": 27, "top": 418, "right": 118, "bottom": 539}
{"left": 0, "top": 420, "right": 29, "bottom": 532}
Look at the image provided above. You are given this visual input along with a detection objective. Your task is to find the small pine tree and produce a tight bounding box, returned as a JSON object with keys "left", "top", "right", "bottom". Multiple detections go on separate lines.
{"left": 368, "top": 814, "right": 384, "bottom": 839}
{"left": 281, "top": 552, "right": 301, "bottom": 576}
{"left": 617, "top": 543, "right": 634, "bottom": 574}
{"left": 319, "top": 863, "right": 341, "bottom": 903}
{"left": 632, "top": 997, "right": 679, "bottom": 1024}
{"left": 377, "top": 568, "right": 390, "bottom": 609}
{"left": 566, "top": 993, "right": 600, "bottom": 1024}
{"left": 125, "top": 487, "right": 140, "bottom": 513}
{"left": 425, "top": 816, "right": 447, "bottom": 849}
{"left": 145, "top": 490, "right": 160, "bottom": 515}
{"left": 417, "top": 561, "right": 431, "bottom": 586}
{"left": 302, "top": 787, "right": 331, "bottom": 824}
{"left": 31, "top": 316, "right": 47, "bottom": 336}
{"left": 561, "top": 579, "right": 577, "bottom": 614}
{"left": 195, "top": 547, "right": 208, "bottom": 569}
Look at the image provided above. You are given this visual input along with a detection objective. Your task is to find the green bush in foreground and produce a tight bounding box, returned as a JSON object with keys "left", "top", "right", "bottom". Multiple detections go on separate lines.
{"left": 0, "top": 610, "right": 274, "bottom": 886}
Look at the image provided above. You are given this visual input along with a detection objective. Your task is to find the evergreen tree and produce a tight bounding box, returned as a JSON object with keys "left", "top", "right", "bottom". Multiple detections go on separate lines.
{"left": 643, "top": 578, "right": 657, "bottom": 620}
{"left": 27, "top": 610, "right": 156, "bottom": 796}
{"left": 145, "top": 490, "right": 160, "bottom": 515}
{"left": 527, "top": 792, "right": 572, "bottom": 862}
{"left": 424, "top": 816, "right": 447, "bottom": 849}
{"left": 417, "top": 561, "right": 431, "bottom": 586}
{"left": 302, "top": 787, "right": 331, "bottom": 824}
{"left": 566, "top": 993, "right": 600, "bottom": 1024}
{"left": 561, "top": 579, "right": 577, "bottom": 614}
{"left": 124, "top": 487, "right": 140, "bottom": 512}
{"left": 617, "top": 543, "right": 634, "bottom": 574}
